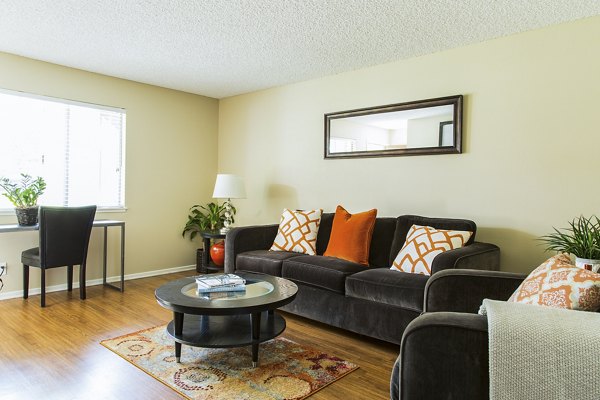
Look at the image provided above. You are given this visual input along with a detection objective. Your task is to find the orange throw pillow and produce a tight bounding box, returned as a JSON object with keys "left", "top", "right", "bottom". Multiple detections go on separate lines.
{"left": 323, "top": 205, "right": 377, "bottom": 266}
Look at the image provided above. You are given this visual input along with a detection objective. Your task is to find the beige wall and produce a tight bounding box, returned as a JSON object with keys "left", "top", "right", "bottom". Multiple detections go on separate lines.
{"left": 2, "top": 15, "right": 598, "bottom": 296}
{"left": 0, "top": 52, "right": 219, "bottom": 295}
{"left": 218, "top": 16, "right": 600, "bottom": 274}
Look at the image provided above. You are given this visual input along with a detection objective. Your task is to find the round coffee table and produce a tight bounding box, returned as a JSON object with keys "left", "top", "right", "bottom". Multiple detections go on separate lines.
{"left": 155, "top": 272, "right": 297, "bottom": 366}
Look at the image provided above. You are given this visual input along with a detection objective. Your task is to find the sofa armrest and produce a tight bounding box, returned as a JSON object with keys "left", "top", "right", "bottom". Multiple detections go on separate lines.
{"left": 391, "top": 312, "right": 489, "bottom": 400}
{"left": 224, "top": 224, "right": 279, "bottom": 273}
{"left": 424, "top": 269, "right": 526, "bottom": 313}
{"left": 431, "top": 241, "right": 500, "bottom": 274}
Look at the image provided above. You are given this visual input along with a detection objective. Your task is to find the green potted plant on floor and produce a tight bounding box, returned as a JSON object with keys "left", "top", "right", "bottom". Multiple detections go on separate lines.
{"left": 0, "top": 173, "right": 47, "bottom": 226}
{"left": 539, "top": 215, "right": 600, "bottom": 272}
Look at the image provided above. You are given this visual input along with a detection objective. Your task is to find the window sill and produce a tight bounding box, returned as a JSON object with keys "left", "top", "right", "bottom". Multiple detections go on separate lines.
{"left": 97, "top": 207, "right": 128, "bottom": 213}
{"left": 0, "top": 207, "right": 127, "bottom": 216}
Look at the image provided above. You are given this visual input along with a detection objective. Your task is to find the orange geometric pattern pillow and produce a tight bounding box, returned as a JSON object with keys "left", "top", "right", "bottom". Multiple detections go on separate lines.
{"left": 390, "top": 224, "right": 472, "bottom": 275}
{"left": 270, "top": 209, "right": 323, "bottom": 255}
{"left": 508, "top": 253, "right": 600, "bottom": 311}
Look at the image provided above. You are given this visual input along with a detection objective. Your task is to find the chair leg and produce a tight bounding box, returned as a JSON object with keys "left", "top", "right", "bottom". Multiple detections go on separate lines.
{"left": 41, "top": 268, "right": 46, "bottom": 307}
{"left": 79, "top": 263, "right": 86, "bottom": 300}
{"left": 23, "top": 264, "right": 29, "bottom": 299}
{"left": 67, "top": 265, "right": 73, "bottom": 292}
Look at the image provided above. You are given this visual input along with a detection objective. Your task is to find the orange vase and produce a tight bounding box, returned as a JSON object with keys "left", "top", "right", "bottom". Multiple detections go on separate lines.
{"left": 209, "top": 241, "right": 225, "bottom": 267}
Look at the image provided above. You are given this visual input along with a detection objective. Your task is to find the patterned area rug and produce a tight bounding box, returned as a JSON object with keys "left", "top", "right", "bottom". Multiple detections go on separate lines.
{"left": 101, "top": 325, "right": 358, "bottom": 400}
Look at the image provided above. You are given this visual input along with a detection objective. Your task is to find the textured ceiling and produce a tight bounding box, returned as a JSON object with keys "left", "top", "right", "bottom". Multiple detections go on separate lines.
{"left": 1, "top": 1, "right": 599, "bottom": 99}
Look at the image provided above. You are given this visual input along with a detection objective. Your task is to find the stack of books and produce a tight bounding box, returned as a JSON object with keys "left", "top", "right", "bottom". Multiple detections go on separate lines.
{"left": 195, "top": 273, "right": 246, "bottom": 295}
{"left": 197, "top": 290, "right": 247, "bottom": 300}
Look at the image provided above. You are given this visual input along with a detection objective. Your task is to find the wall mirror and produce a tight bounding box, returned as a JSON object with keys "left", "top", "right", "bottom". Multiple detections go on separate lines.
{"left": 324, "top": 95, "right": 463, "bottom": 159}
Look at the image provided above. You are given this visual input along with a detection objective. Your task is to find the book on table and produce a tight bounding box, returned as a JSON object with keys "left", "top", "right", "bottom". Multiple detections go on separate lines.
{"left": 197, "top": 288, "right": 248, "bottom": 300}
{"left": 195, "top": 273, "right": 246, "bottom": 293}
{"left": 196, "top": 284, "right": 246, "bottom": 294}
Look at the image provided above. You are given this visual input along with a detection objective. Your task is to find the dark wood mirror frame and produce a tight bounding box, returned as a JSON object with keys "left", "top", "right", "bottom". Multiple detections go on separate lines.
{"left": 324, "top": 95, "right": 463, "bottom": 159}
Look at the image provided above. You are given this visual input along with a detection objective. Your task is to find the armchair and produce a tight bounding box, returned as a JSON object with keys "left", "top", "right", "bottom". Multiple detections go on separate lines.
{"left": 390, "top": 269, "right": 526, "bottom": 400}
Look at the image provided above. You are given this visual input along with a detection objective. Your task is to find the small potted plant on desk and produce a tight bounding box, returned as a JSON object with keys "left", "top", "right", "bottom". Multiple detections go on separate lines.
{"left": 0, "top": 174, "right": 47, "bottom": 226}
{"left": 182, "top": 202, "right": 236, "bottom": 270}
{"left": 540, "top": 215, "right": 600, "bottom": 272}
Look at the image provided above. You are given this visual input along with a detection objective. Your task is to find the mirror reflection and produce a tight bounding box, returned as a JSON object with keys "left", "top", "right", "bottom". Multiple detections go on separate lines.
{"left": 325, "top": 95, "right": 462, "bottom": 159}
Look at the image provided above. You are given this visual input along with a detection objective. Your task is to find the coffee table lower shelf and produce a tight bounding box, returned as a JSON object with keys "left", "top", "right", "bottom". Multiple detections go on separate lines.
{"left": 166, "top": 311, "right": 286, "bottom": 366}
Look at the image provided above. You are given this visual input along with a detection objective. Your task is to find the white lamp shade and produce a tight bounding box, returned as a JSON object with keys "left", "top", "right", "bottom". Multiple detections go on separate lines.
{"left": 212, "top": 174, "right": 246, "bottom": 199}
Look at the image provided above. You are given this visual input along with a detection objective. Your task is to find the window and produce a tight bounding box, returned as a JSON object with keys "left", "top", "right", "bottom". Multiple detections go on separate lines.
{"left": 0, "top": 89, "right": 126, "bottom": 211}
{"left": 329, "top": 137, "right": 357, "bottom": 153}
{"left": 366, "top": 143, "right": 385, "bottom": 151}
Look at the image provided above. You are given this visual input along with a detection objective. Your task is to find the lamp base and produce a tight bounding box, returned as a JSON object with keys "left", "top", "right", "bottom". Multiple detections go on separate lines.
{"left": 221, "top": 198, "right": 234, "bottom": 234}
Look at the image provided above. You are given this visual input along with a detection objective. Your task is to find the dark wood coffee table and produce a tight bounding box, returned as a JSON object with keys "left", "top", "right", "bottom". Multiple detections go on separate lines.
{"left": 155, "top": 272, "right": 297, "bottom": 366}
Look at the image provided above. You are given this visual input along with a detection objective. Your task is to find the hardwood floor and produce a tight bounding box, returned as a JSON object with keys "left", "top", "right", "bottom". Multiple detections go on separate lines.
{"left": 0, "top": 271, "right": 399, "bottom": 399}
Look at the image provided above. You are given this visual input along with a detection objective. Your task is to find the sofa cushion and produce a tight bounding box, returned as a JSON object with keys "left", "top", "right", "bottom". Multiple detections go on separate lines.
{"left": 345, "top": 268, "right": 429, "bottom": 312}
{"left": 315, "top": 213, "right": 334, "bottom": 255}
{"left": 370, "top": 217, "right": 402, "bottom": 267}
{"left": 236, "top": 250, "right": 302, "bottom": 276}
{"left": 281, "top": 255, "right": 368, "bottom": 294}
{"left": 323, "top": 205, "right": 377, "bottom": 265}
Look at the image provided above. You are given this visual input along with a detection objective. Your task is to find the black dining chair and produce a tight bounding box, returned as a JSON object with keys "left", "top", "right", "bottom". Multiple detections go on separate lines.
{"left": 22, "top": 205, "right": 97, "bottom": 307}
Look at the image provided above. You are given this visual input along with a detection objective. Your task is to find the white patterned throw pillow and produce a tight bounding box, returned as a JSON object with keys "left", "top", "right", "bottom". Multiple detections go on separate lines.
{"left": 391, "top": 224, "right": 472, "bottom": 275}
{"left": 507, "top": 253, "right": 600, "bottom": 311}
{"left": 270, "top": 209, "right": 323, "bottom": 255}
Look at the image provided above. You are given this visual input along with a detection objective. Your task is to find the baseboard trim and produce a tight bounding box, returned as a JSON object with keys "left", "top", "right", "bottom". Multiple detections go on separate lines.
{"left": 0, "top": 264, "right": 196, "bottom": 301}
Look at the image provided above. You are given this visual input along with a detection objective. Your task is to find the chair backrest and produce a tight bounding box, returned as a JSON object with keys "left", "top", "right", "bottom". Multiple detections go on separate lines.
{"left": 38, "top": 206, "right": 97, "bottom": 268}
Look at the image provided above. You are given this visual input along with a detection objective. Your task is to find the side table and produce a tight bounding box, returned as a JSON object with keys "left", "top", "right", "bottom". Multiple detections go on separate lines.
{"left": 197, "top": 230, "right": 226, "bottom": 273}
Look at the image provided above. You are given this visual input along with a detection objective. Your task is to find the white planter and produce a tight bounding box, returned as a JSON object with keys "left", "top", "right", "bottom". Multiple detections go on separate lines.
{"left": 575, "top": 257, "right": 600, "bottom": 273}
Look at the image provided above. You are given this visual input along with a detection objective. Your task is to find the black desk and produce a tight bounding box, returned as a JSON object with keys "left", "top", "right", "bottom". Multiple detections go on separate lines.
{"left": 0, "top": 219, "right": 126, "bottom": 291}
{"left": 198, "top": 230, "right": 226, "bottom": 274}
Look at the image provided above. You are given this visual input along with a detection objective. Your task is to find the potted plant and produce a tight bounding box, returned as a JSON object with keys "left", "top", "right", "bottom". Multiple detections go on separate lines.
{"left": 182, "top": 202, "right": 236, "bottom": 268}
{"left": 539, "top": 215, "right": 600, "bottom": 272}
{"left": 182, "top": 202, "right": 232, "bottom": 239}
{"left": 0, "top": 174, "right": 47, "bottom": 226}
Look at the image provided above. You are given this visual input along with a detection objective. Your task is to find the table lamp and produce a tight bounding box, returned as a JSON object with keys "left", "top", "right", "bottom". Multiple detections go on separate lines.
{"left": 212, "top": 174, "right": 246, "bottom": 233}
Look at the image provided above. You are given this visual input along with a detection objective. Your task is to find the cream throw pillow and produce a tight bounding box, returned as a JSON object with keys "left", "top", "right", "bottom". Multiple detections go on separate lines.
{"left": 270, "top": 209, "right": 323, "bottom": 255}
{"left": 391, "top": 224, "right": 472, "bottom": 275}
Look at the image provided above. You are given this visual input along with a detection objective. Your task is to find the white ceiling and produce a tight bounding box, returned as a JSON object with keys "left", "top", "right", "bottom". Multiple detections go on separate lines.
{"left": 1, "top": 1, "right": 599, "bottom": 99}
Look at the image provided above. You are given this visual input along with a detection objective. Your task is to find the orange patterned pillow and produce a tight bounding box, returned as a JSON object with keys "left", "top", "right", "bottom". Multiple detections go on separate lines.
{"left": 391, "top": 224, "right": 472, "bottom": 275}
{"left": 509, "top": 253, "right": 600, "bottom": 311}
{"left": 323, "top": 205, "right": 377, "bottom": 265}
{"left": 270, "top": 209, "right": 323, "bottom": 255}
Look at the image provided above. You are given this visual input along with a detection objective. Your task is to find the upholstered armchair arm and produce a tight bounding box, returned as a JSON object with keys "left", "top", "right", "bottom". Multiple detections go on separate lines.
{"left": 224, "top": 224, "right": 279, "bottom": 273}
{"left": 391, "top": 312, "right": 490, "bottom": 400}
{"left": 430, "top": 241, "right": 501, "bottom": 275}
{"left": 424, "top": 269, "right": 526, "bottom": 313}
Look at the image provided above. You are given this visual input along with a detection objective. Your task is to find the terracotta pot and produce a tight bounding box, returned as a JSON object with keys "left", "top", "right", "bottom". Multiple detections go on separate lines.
{"left": 209, "top": 241, "right": 225, "bottom": 267}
